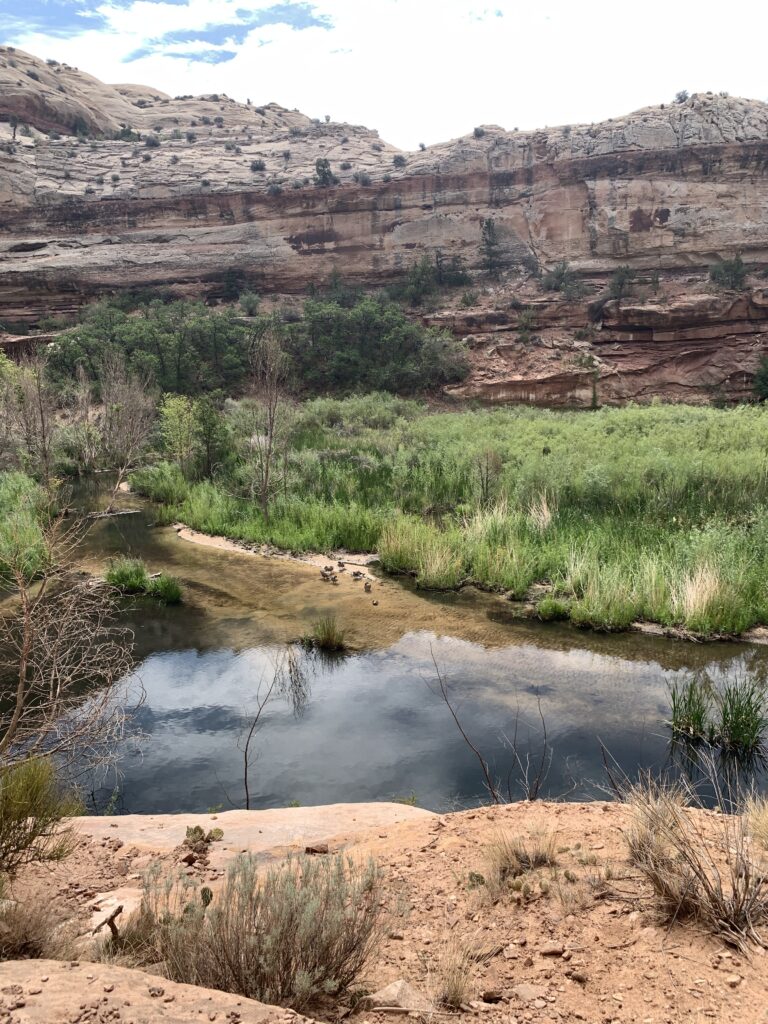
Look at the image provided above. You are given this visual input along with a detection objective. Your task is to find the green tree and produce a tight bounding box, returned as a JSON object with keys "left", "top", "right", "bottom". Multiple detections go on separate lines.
{"left": 314, "top": 158, "right": 338, "bottom": 187}
{"left": 754, "top": 356, "right": 768, "bottom": 401}
{"left": 609, "top": 265, "right": 636, "bottom": 300}
{"left": 710, "top": 255, "right": 746, "bottom": 291}
{"left": 480, "top": 218, "right": 502, "bottom": 278}
{"left": 160, "top": 395, "right": 199, "bottom": 476}
{"left": 194, "top": 395, "right": 231, "bottom": 479}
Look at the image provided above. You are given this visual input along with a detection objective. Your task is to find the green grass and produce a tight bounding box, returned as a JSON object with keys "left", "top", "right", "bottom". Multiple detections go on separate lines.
{"left": 106, "top": 557, "right": 183, "bottom": 604}
{"left": 130, "top": 398, "right": 768, "bottom": 636}
{"left": 667, "top": 671, "right": 767, "bottom": 757}
{"left": 106, "top": 557, "right": 149, "bottom": 592}
{"left": 146, "top": 574, "right": 183, "bottom": 604}
{"left": 302, "top": 615, "right": 347, "bottom": 651}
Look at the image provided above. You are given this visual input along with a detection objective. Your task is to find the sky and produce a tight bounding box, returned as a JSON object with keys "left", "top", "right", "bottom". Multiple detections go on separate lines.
{"left": 2, "top": 0, "right": 768, "bottom": 150}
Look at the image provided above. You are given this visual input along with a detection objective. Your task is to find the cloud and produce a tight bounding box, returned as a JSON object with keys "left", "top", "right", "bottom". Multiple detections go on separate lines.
{"left": 4, "top": 0, "right": 768, "bottom": 150}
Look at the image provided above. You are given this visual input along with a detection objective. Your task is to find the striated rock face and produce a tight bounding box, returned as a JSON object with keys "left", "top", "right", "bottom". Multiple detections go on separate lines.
{"left": 1, "top": 46, "right": 768, "bottom": 403}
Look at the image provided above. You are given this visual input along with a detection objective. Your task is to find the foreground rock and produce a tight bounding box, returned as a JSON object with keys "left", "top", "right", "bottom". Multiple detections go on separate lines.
{"left": 70, "top": 803, "right": 434, "bottom": 870}
{"left": 0, "top": 959, "right": 315, "bottom": 1023}
{"left": 5, "top": 801, "right": 768, "bottom": 1024}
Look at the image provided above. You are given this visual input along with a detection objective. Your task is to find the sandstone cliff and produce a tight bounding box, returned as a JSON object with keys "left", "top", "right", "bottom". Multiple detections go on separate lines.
{"left": 1, "top": 46, "right": 768, "bottom": 404}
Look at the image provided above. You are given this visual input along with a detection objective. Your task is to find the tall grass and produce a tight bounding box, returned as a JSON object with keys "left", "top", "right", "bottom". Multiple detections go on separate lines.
{"left": 133, "top": 399, "right": 768, "bottom": 635}
{"left": 667, "top": 670, "right": 767, "bottom": 757}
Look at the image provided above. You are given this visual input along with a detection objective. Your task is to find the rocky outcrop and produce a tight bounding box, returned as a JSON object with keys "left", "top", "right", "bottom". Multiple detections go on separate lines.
{"left": 1, "top": 46, "right": 768, "bottom": 403}
{"left": 439, "top": 286, "right": 768, "bottom": 406}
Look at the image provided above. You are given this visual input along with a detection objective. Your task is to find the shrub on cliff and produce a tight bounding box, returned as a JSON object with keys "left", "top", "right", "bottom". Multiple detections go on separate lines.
{"left": 754, "top": 356, "right": 768, "bottom": 402}
{"left": 710, "top": 255, "right": 746, "bottom": 291}
{"left": 388, "top": 253, "right": 471, "bottom": 307}
{"left": 609, "top": 265, "right": 636, "bottom": 300}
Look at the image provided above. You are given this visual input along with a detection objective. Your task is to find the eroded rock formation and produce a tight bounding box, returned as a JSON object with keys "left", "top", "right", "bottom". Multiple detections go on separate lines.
{"left": 1, "top": 46, "right": 767, "bottom": 404}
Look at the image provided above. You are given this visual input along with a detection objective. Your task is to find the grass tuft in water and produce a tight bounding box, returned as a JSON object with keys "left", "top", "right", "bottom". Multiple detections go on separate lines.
{"left": 106, "top": 557, "right": 149, "bottom": 593}
{"left": 669, "top": 676, "right": 711, "bottom": 739}
{"left": 302, "top": 615, "right": 347, "bottom": 652}
{"left": 106, "top": 557, "right": 183, "bottom": 604}
{"left": 146, "top": 574, "right": 183, "bottom": 604}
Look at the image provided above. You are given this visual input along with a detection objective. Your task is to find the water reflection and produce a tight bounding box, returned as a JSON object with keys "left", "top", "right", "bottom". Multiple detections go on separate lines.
{"left": 73, "top": 495, "right": 768, "bottom": 814}
{"left": 97, "top": 632, "right": 767, "bottom": 814}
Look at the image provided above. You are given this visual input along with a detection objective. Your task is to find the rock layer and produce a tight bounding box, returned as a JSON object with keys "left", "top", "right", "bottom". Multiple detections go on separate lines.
{"left": 2, "top": 47, "right": 768, "bottom": 402}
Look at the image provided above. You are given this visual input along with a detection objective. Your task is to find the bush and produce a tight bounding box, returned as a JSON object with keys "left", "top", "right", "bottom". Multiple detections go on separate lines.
{"left": 250, "top": 159, "right": 265, "bottom": 172}
{"left": 285, "top": 294, "right": 468, "bottom": 394}
{"left": 392, "top": 154, "right": 406, "bottom": 168}
{"left": 0, "top": 759, "right": 80, "bottom": 883}
{"left": 473, "top": 126, "right": 485, "bottom": 138}
{"left": 106, "top": 557, "right": 149, "bottom": 593}
{"left": 239, "top": 291, "right": 260, "bottom": 315}
{"left": 710, "top": 255, "right": 746, "bottom": 291}
{"left": 609, "top": 265, "right": 636, "bottom": 300}
{"left": 0, "top": 899, "right": 75, "bottom": 961}
{"left": 542, "top": 261, "right": 578, "bottom": 294}
{"left": 537, "top": 596, "right": 570, "bottom": 621}
{"left": 144, "top": 134, "right": 160, "bottom": 148}
{"left": 120, "top": 854, "right": 380, "bottom": 1009}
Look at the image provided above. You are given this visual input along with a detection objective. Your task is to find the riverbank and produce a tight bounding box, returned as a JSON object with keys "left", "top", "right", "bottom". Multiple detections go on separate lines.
{"left": 171, "top": 520, "right": 768, "bottom": 645}
{"left": 130, "top": 399, "right": 768, "bottom": 639}
{"left": 5, "top": 799, "right": 767, "bottom": 1024}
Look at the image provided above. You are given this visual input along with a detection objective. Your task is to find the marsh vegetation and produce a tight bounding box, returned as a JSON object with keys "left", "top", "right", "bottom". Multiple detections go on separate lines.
{"left": 133, "top": 397, "right": 768, "bottom": 637}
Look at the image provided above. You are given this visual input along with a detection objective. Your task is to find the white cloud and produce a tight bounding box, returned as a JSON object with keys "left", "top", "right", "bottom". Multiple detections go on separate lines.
{"left": 7, "top": 0, "right": 768, "bottom": 150}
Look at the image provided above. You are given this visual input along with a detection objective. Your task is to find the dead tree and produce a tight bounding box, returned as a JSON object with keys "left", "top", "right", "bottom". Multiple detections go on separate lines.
{"left": 245, "top": 326, "right": 290, "bottom": 523}
{"left": 0, "top": 506, "right": 137, "bottom": 775}
{"left": 99, "top": 353, "right": 157, "bottom": 510}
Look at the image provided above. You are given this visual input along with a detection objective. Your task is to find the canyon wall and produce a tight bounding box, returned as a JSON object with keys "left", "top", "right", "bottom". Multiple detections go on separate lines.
{"left": 1, "top": 47, "right": 767, "bottom": 404}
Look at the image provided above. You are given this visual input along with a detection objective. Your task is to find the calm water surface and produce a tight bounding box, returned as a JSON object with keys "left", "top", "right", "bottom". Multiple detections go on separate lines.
{"left": 78, "top": 497, "right": 768, "bottom": 813}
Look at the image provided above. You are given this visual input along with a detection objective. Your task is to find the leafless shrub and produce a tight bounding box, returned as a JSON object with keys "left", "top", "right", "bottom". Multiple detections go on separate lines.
{"left": 0, "top": 508, "right": 137, "bottom": 776}
{"left": 99, "top": 353, "right": 157, "bottom": 510}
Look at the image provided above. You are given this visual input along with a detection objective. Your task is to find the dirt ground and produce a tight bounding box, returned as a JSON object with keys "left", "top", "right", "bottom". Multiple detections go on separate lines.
{"left": 3, "top": 801, "right": 767, "bottom": 1024}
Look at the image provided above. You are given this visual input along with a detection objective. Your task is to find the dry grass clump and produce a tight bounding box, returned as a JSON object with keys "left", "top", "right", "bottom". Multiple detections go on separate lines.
{"left": 484, "top": 830, "right": 557, "bottom": 897}
{"left": 0, "top": 900, "right": 76, "bottom": 961}
{"left": 102, "top": 853, "right": 380, "bottom": 1010}
{"left": 435, "top": 937, "right": 474, "bottom": 1008}
{"left": 625, "top": 772, "right": 768, "bottom": 949}
{"left": 527, "top": 492, "right": 555, "bottom": 534}
{"left": 671, "top": 563, "right": 727, "bottom": 628}
{"left": 746, "top": 795, "right": 768, "bottom": 852}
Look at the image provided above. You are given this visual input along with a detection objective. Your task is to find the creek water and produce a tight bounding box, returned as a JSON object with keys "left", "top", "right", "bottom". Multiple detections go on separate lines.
{"left": 77, "top": 495, "right": 768, "bottom": 814}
